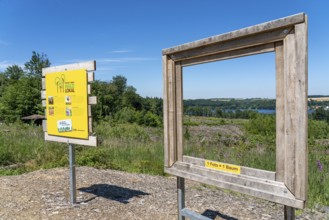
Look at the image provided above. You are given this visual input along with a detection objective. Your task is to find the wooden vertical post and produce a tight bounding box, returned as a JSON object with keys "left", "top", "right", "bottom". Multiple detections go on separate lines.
{"left": 283, "top": 30, "right": 297, "bottom": 195}
{"left": 275, "top": 41, "right": 285, "bottom": 183}
{"left": 294, "top": 16, "right": 308, "bottom": 201}
{"left": 168, "top": 58, "right": 177, "bottom": 166}
{"left": 163, "top": 55, "right": 170, "bottom": 167}
{"left": 175, "top": 62, "right": 183, "bottom": 161}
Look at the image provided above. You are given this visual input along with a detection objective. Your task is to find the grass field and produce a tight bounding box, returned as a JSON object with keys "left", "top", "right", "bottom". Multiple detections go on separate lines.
{"left": 0, "top": 116, "right": 328, "bottom": 208}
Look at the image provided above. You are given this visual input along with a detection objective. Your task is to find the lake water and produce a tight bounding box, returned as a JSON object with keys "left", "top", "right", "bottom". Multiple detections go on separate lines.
{"left": 224, "top": 109, "right": 315, "bottom": 115}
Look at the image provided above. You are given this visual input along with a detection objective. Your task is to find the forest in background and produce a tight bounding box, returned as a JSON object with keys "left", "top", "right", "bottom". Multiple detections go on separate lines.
{"left": 0, "top": 51, "right": 328, "bottom": 124}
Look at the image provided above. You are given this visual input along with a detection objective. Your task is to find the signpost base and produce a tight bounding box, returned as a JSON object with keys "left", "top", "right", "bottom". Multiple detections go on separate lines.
{"left": 284, "top": 206, "right": 295, "bottom": 220}
{"left": 178, "top": 177, "right": 185, "bottom": 220}
{"left": 69, "top": 144, "right": 76, "bottom": 205}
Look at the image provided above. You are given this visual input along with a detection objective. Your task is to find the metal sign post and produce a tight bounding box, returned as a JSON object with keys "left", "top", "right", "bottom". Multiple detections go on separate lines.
{"left": 69, "top": 144, "right": 76, "bottom": 204}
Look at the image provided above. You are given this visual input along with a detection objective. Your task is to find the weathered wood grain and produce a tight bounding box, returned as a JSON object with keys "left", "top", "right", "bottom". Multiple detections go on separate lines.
{"left": 169, "top": 28, "right": 291, "bottom": 61}
{"left": 163, "top": 55, "right": 170, "bottom": 167}
{"left": 181, "top": 43, "right": 274, "bottom": 66}
{"left": 293, "top": 16, "right": 308, "bottom": 201}
{"left": 88, "top": 96, "right": 97, "bottom": 105}
{"left": 183, "top": 156, "right": 275, "bottom": 181}
{"left": 283, "top": 30, "right": 297, "bottom": 195}
{"left": 44, "top": 132, "right": 97, "bottom": 147}
{"left": 163, "top": 13, "right": 304, "bottom": 55}
{"left": 166, "top": 163, "right": 304, "bottom": 209}
{"left": 168, "top": 58, "right": 176, "bottom": 166}
{"left": 41, "top": 90, "right": 46, "bottom": 100}
{"left": 175, "top": 62, "right": 183, "bottom": 161}
{"left": 42, "top": 60, "right": 96, "bottom": 76}
{"left": 88, "top": 71, "right": 94, "bottom": 82}
{"left": 42, "top": 78, "right": 46, "bottom": 90}
{"left": 275, "top": 41, "right": 285, "bottom": 182}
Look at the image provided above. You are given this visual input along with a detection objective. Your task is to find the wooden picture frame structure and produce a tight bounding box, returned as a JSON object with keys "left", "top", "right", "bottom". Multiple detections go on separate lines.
{"left": 41, "top": 60, "right": 97, "bottom": 147}
{"left": 162, "top": 13, "right": 308, "bottom": 218}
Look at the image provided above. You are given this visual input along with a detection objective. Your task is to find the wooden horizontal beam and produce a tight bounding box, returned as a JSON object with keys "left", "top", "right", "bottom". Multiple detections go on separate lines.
{"left": 181, "top": 43, "right": 274, "bottom": 66}
{"left": 162, "top": 13, "right": 305, "bottom": 55}
{"left": 44, "top": 132, "right": 97, "bottom": 147}
{"left": 183, "top": 156, "right": 276, "bottom": 181}
{"left": 42, "top": 60, "right": 96, "bottom": 76}
{"left": 169, "top": 28, "right": 291, "bottom": 61}
{"left": 165, "top": 161, "right": 304, "bottom": 209}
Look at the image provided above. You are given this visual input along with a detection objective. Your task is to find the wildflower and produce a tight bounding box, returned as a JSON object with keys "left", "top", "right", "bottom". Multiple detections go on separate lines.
{"left": 317, "top": 160, "right": 323, "bottom": 172}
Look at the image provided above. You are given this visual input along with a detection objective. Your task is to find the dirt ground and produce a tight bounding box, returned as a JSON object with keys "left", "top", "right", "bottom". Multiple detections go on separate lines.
{"left": 0, "top": 167, "right": 327, "bottom": 220}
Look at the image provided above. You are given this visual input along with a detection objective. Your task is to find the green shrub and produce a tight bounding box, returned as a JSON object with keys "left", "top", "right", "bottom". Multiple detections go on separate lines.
{"left": 244, "top": 115, "right": 275, "bottom": 136}
{"left": 308, "top": 119, "right": 329, "bottom": 139}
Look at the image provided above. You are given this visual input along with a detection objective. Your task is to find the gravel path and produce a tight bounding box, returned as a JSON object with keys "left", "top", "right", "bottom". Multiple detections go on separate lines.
{"left": 0, "top": 167, "right": 327, "bottom": 219}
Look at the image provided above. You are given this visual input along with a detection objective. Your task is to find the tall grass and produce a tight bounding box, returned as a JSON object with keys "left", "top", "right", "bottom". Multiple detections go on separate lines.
{"left": 0, "top": 117, "right": 328, "bottom": 207}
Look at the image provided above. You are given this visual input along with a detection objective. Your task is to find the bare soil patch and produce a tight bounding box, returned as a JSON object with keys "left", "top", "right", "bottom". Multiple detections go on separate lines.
{"left": 0, "top": 167, "right": 327, "bottom": 219}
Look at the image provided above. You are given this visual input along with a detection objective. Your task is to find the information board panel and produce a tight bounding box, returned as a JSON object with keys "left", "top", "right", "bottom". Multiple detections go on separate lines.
{"left": 46, "top": 69, "right": 88, "bottom": 139}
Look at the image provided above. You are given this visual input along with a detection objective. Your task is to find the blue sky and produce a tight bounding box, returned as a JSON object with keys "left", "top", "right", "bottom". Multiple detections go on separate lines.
{"left": 0, "top": 0, "right": 328, "bottom": 99}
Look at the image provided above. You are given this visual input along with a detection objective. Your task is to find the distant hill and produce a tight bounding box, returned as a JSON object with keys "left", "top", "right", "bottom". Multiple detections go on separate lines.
{"left": 184, "top": 97, "right": 329, "bottom": 110}
{"left": 184, "top": 98, "right": 276, "bottom": 110}
{"left": 308, "top": 95, "right": 329, "bottom": 98}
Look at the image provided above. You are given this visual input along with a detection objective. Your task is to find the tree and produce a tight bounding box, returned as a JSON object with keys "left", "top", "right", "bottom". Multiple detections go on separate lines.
{"left": 4, "top": 65, "right": 25, "bottom": 82}
{"left": 24, "top": 51, "right": 51, "bottom": 78}
{"left": 0, "top": 51, "right": 50, "bottom": 122}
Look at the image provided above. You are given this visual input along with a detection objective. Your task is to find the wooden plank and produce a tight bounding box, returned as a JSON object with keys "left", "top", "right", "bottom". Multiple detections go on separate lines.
{"left": 183, "top": 156, "right": 276, "bottom": 181}
{"left": 42, "top": 120, "right": 47, "bottom": 132}
{"left": 45, "top": 132, "right": 97, "bottom": 147}
{"left": 88, "top": 105, "right": 92, "bottom": 117}
{"left": 175, "top": 62, "right": 183, "bottom": 161}
{"left": 165, "top": 165, "right": 304, "bottom": 209}
{"left": 89, "top": 117, "right": 93, "bottom": 133}
{"left": 41, "top": 90, "right": 46, "bottom": 99}
{"left": 275, "top": 41, "right": 285, "bottom": 182}
{"left": 283, "top": 30, "right": 297, "bottom": 195}
{"left": 88, "top": 84, "right": 91, "bottom": 95}
{"left": 294, "top": 16, "right": 308, "bottom": 201}
{"left": 168, "top": 58, "right": 177, "bottom": 166}
{"left": 88, "top": 96, "right": 97, "bottom": 105}
{"left": 88, "top": 71, "right": 94, "bottom": 82}
{"left": 170, "top": 28, "right": 292, "bottom": 61}
{"left": 163, "top": 55, "right": 170, "bottom": 167}
{"left": 162, "top": 13, "right": 305, "bottom": 55}
{"left": 173, "top": 162, "right": 285, "bottom": 195}
{"left": 42, "top": 78, "right": 46, "bottom": 90}
{"left": 42, "top": 60, "right": 96, "bottom": 76}
{"left": 181, "top": 43, "right": 274, "bottom": 66}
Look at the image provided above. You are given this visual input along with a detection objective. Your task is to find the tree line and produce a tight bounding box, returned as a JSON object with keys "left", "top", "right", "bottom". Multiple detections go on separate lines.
{"left": 1, "top": 51, "right": 328, "bottom": 125}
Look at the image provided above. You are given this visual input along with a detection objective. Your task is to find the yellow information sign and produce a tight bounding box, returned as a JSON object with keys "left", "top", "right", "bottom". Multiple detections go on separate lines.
{"left": 46, "top": 69, "right": 88, "bottom": 139}
{"left": 205, "top": 160, "right": 241, "bottom": 174}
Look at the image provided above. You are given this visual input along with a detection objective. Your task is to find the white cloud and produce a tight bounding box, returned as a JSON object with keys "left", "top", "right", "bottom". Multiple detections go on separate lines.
{"left": 108, "top": 50, "right": 131, "bottom": 54}
{"left": 98, "top": 57, "right": 156, "bottom": 63}
{"left": 0, "top": 61, "right": 24, "bottom": 71}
